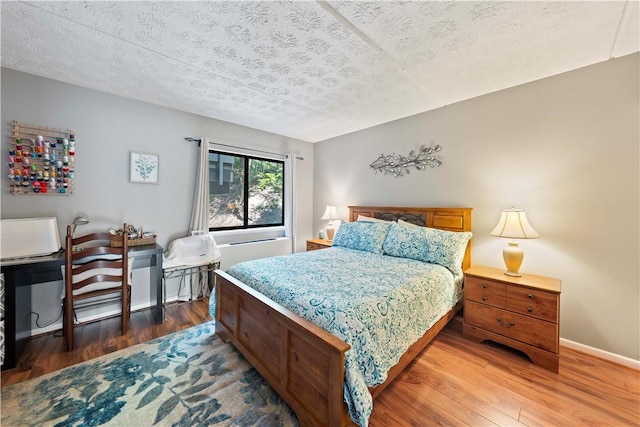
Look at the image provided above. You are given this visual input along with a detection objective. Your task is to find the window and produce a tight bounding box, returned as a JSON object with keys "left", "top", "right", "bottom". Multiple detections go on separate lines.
{"left": 208, "top": 151, "right": 284, "bottom": 231}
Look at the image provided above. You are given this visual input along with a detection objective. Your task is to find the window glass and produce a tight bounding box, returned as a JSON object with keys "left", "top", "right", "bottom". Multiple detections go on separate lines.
{"left": 248, "top": 158, "right": 284, "bottom": 226}
{"left": 209, "top": 151, "right": 284, "bottom": 230}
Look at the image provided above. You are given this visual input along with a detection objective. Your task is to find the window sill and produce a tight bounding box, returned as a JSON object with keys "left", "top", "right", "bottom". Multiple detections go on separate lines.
{"left": 211, "top": 226, "right": 285, "bottom": 246}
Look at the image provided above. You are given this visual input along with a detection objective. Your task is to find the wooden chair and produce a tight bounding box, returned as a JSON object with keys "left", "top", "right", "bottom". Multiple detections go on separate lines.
{"left": 63, "top": 223, "right": 130, "bottom": 351}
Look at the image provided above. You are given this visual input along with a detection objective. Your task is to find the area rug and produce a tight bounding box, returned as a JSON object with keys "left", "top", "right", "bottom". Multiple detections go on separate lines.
{"left": 1, "top": 321, "right": 298, "bottom": 426}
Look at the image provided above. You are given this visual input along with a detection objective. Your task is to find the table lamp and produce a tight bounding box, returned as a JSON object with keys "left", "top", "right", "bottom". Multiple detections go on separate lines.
{"left": 490, "top": 207, "right": 539, "bottom": 277}
{"left": 321, "top": 205, "right": 338, "bottom": 241}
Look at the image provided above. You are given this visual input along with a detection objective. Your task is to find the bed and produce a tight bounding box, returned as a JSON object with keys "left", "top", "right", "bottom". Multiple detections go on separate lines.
{"left": 213, "top": 206, "right": 472, "bottom": 426}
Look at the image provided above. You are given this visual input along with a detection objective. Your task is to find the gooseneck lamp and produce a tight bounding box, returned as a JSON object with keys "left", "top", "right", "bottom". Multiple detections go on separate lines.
{"left": 72, "top": 215, "right": 90, "bottom": 237}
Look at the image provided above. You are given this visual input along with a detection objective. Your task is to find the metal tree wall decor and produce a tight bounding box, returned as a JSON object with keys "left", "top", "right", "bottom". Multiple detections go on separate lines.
{"left": 370, "top": 144, "right": 443, "bottom": 177}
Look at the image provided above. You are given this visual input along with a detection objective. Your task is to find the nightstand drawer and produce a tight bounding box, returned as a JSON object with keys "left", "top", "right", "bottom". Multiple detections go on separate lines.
{"left": 506, "top": 287, "right": 559, "bottom": 322}
{"left": 306, "top": 239, "right": 332, "bottom": 251}
{"left": 465, "top": 301, "right": 558, "bottom": 353}
{"left": 307, "top": 242, "right": 324, "bottom": 251}
{"left": 464, "top": 276, "right": 506, "bottom": 308}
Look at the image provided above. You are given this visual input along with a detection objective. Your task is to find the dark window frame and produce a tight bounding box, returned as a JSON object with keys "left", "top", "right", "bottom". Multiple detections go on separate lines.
{"left": 208, "top": 150, "right": 285, "bottom": 232}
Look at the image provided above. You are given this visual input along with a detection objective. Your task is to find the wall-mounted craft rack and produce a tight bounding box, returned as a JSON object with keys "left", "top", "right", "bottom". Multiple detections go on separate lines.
{"left": 7, "top": 121, "right": 76, "bottom": 195}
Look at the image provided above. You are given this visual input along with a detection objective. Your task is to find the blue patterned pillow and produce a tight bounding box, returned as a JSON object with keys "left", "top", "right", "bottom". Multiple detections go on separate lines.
{"left": 383, "top": 221, "right": 472, "bottom": 275}
{"left": 382, "top": 221, "right": 429, "bottom": 262}
{"left": 422, "top": 227, "right": 472, "bottom": 276}
{"left": 332, "top": 221, "right": 391, "bottom": 254}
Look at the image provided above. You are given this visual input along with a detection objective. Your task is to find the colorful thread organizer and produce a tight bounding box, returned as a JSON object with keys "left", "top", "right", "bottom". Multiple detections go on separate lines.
{"left": 8, "top": 121, "right": 76, "bottom": 195}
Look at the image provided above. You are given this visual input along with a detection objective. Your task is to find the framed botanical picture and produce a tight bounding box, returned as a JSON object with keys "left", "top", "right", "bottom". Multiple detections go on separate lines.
{"left": 130, "top": 151, "right": 159, "bottom": 184}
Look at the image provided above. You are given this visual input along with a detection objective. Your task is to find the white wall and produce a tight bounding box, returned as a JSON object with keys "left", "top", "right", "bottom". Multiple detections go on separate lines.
{"left": 1, "top": 68, "right": 314, "bottom": 334}
{"left": 217, "top": 238, "right": 292, "bottom": 270}
{"left": 314, "top": 54, "right": 640, "bottom": 361}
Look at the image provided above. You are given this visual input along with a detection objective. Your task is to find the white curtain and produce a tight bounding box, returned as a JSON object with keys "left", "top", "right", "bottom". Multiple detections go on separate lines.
{"left": 189, "top": 137, "right": 210, "bottom": 233}
{"left": 187, "top": 137, "right": 211, "bottom": 298}
{"left": 284, "top": 153, "right": 297, "bottom": 253}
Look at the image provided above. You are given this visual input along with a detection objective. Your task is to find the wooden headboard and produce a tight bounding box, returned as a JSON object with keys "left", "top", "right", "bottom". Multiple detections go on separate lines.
{"left": 348, "top": 206, "right": 473, "bottom": 271}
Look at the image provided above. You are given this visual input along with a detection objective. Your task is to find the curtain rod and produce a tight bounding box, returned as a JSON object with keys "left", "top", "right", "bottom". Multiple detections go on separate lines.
{"left": 185, "top": 137, "right": 303, "bottom": 160}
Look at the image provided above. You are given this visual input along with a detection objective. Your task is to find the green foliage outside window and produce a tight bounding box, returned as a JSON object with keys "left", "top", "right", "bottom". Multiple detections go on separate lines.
{"left": 209, "top": 152, "right": 284, "bottom": 230}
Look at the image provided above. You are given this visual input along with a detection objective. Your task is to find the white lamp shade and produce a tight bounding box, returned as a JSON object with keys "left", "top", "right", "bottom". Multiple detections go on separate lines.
{"left": 490, "top": 208, "right": 539, "bottom": 239}
{"left": 320, "top": 205, "right": 338, "bottom": 221}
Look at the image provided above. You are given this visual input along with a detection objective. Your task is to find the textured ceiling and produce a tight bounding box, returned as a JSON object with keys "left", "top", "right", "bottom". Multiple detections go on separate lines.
{"left": 2, "top": 1, "right": 638, "bottom": 143}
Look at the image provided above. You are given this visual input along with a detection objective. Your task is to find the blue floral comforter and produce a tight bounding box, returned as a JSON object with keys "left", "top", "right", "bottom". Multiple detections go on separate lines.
{"left": 212, "top": 247, "right": 462, "bottom": 426}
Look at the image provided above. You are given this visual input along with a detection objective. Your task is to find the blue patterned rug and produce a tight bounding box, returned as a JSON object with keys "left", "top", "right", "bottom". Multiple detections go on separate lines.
{"left": 1, "top": 321, "right": 298, "bottom": 426}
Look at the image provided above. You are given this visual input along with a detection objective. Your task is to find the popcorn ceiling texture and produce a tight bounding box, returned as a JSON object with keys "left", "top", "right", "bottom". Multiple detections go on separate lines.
{"left": 1, "top": 1, "right": 638, "bottom": 142}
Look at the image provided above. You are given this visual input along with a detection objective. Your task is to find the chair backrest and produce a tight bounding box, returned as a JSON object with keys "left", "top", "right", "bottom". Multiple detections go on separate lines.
{"left": 64, "top": 224, "right": 129, "bottom": 299}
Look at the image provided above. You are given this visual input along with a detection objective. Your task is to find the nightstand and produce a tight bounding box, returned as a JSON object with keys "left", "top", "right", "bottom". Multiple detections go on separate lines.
{"left": 306, "top": 239, "right": 332, "bottom": 251}
{"left": 462, "top": 265, "right": 561, "bottom": 372}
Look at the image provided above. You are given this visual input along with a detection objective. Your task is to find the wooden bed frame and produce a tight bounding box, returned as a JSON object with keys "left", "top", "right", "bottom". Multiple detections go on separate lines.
{"left": 215, "top": 206, "right": 472, "bottom": 426}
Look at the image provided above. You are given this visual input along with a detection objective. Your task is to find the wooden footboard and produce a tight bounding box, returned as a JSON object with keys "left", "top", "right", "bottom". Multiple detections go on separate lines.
{"left": 215, "top": 270, "right": 462, "bottom": 426}
{"left": 215, "top": 270, "right": 352, "bottom": 427}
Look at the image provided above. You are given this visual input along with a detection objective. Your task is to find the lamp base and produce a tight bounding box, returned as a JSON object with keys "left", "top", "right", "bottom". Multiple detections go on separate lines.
{"left": 326, "top": 225, "right": 335, "bottom": 241}
{"left": 502, "top": 241, "right": 524, "bottom": 277}
{"left": 503, "top": 271, "right": 522, "bottom": 277}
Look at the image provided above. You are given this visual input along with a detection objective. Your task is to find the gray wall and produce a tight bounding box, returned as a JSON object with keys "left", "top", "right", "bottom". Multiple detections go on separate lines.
{"left": 1, "top": 68, "right": 314, "bottom": 332}
{"left": 314, "top": 53, "right": 640, "bottom": 360}
{"left": 1, "top": 68, "right": 314, "bottom": 250}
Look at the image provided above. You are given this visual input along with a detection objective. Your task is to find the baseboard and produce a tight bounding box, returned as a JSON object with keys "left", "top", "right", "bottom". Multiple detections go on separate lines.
{"left": 560, "top": 338, "right": 640, "bottom": 370}
{"left": 26, "top": 298, "right": 183, "bottom": 338}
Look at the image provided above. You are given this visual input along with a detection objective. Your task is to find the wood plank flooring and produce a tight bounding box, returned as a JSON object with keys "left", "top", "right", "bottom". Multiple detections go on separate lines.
{"left": 371, "top": 322, "right": 639, "bottom": 426}
{"left": 1, "top": 299, "right": 212, "bottom": 387}
{"left": 2, "top": 301, "right": 638, "bottom": 426}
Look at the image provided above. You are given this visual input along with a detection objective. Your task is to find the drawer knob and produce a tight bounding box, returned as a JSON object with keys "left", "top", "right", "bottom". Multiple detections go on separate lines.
{"left": 482, "top": 284, "right": 487, "bottom": 289}
{"left": 482, "top": 296, "right": 487, "bottom": 301}
{"left": 527, "top": 294, "right": 534, "bottom": 299}
{"left": 527, "top": 307, "right": 533, "bottom": 312}
{"left": 496, "top": 317, "right": 515, "bottom": 328}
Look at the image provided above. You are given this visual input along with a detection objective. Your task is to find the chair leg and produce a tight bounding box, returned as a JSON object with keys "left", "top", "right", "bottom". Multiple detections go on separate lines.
{"left": 62, "top": 299, "right": 66, "bottom": 339}
{"left": 63, "top": 298, "right": 74, "bottom": 351}
{"left": 121, "top": 285, "right": 130, "bottom": 336}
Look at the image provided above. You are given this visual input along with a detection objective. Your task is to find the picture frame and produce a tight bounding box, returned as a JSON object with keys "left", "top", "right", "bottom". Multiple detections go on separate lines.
{"left": 130, "top": 151, "right": 159, "bottom": 184}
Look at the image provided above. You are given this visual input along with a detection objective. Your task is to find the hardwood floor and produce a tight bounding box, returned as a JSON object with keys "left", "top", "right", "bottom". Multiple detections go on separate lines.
{"left": 2, "top": 302, "right": 638, "bottom": 426}
{"left": 370, "top": 321, "right": 639, "bottom": 426}
{"left": 1, "top": 299, "right": 212, "bottom": 388}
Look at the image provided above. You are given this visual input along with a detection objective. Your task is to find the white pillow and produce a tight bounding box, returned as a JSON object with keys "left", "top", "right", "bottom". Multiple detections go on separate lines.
{"left": 61, "top": 257, "right": 135, "bottom": 298}
{"left": 356, "top": 215, "right": 390, "bottom": 223}
{"left": 398, "top": 219, "right": 419, "bottom": 227}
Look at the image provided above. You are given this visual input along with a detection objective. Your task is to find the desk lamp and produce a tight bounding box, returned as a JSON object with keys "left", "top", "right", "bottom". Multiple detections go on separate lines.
{"left": 490, "top": 207, "right": 539, "bottom": 277}
{"left": 71, "top": 216, "right": 90, "bottom": 252}
{"left": 72, "top": 216, "right": 90, "bottom": 237}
